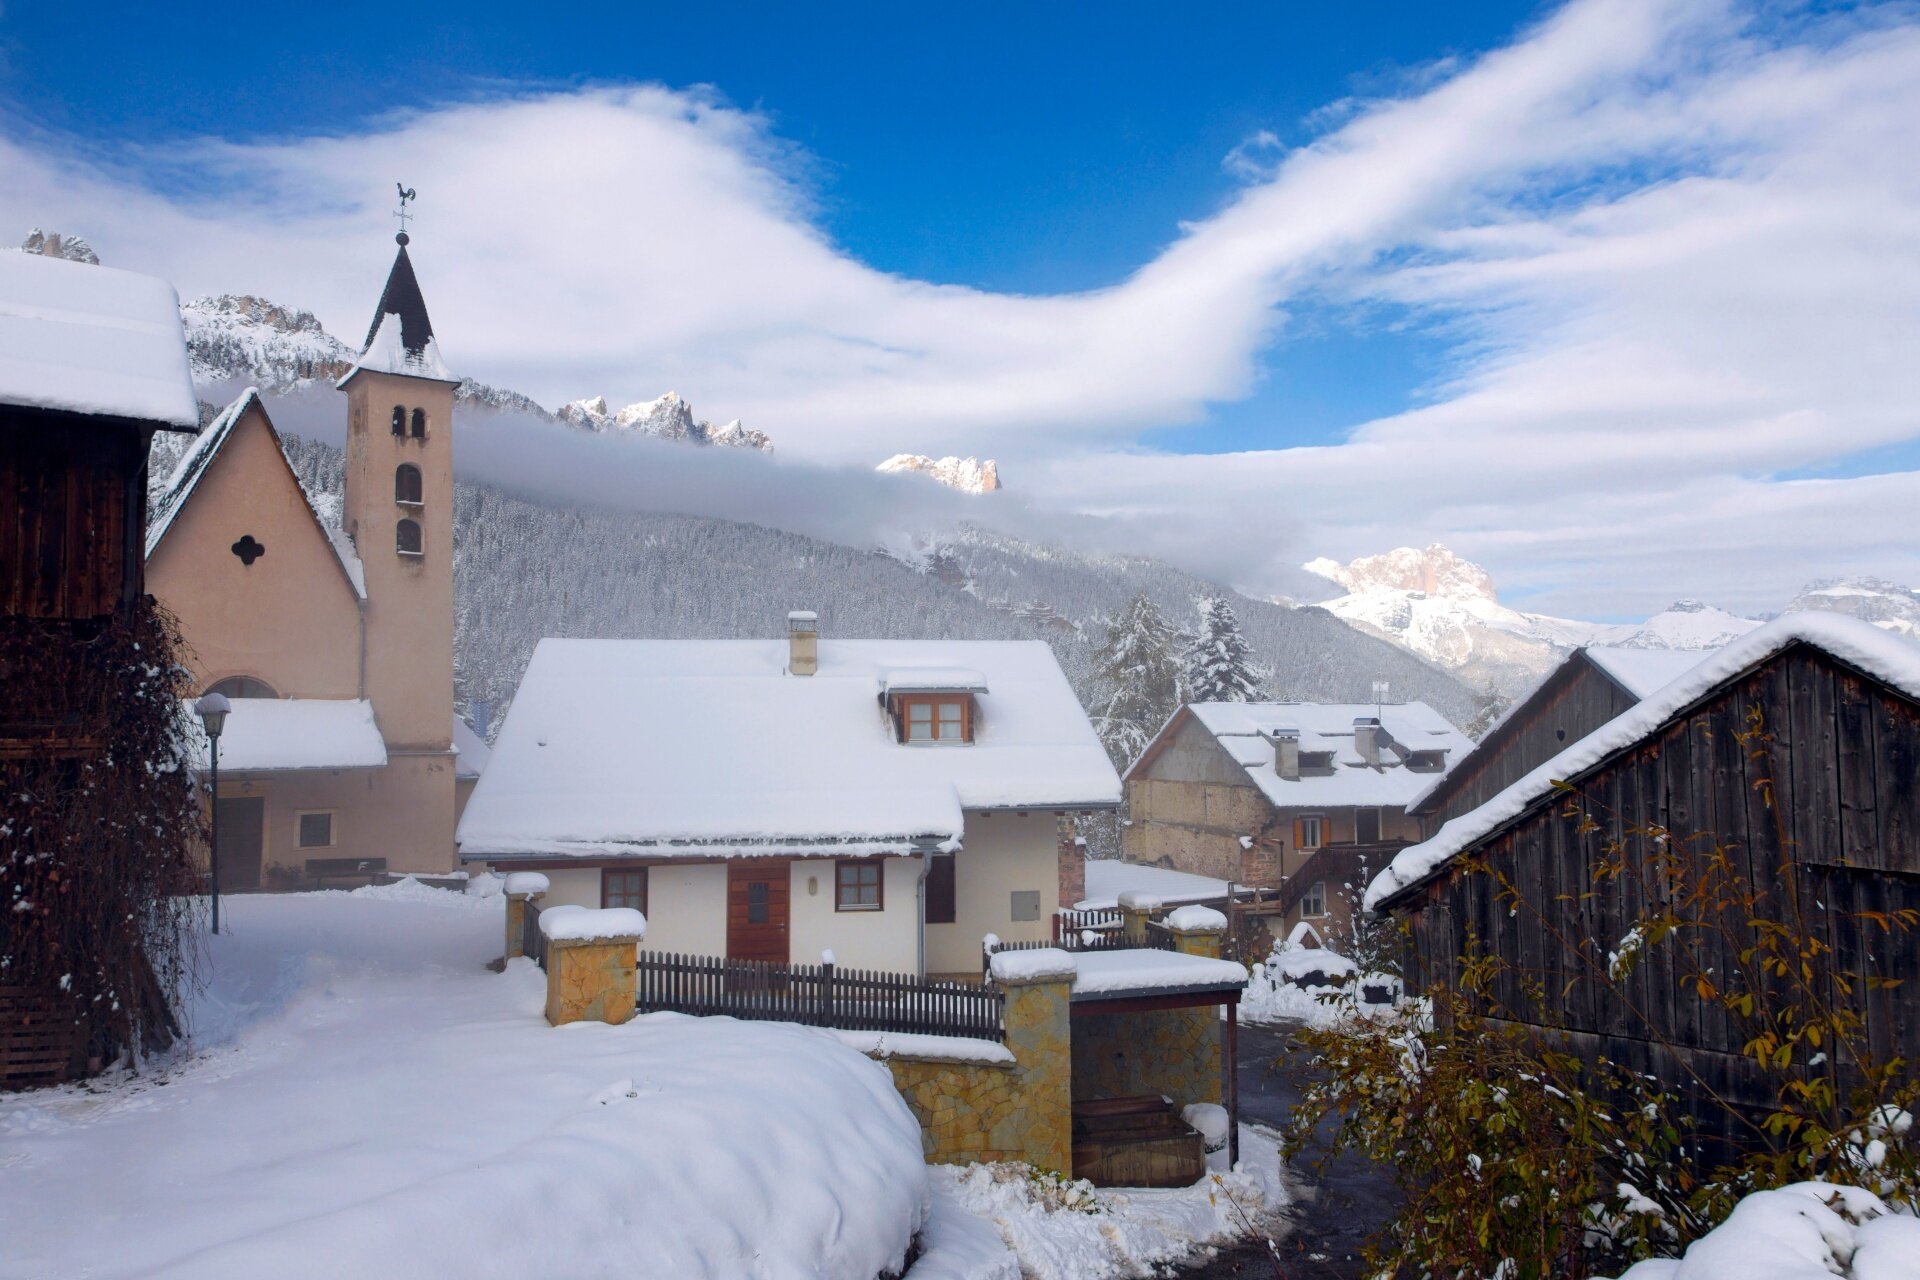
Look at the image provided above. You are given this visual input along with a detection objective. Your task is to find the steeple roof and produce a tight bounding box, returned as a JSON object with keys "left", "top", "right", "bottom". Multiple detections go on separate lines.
{"left": 340, "top": 239, "right": 456, "bottom": 385}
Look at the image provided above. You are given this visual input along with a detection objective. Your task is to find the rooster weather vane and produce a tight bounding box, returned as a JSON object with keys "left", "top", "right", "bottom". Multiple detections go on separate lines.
{"left": 394, "top": 184, "right": 417, "bottom": 245}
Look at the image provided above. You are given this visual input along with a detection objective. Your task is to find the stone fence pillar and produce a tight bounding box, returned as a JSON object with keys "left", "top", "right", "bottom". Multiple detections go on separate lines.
{"left": 988, "top": 947, "right": 1077, "bottom": 1175}
{"left": 1117, "top": 890, "right": 1160, "bottom": 945}
{"left": 1165, "top": 905, "right": 1228, "bottom": 959}
{"left": 539, "top": 906, "right": 647, "bottom": 1027}
{"left": 502, "top": 871, "right": 549, "bottom": 960}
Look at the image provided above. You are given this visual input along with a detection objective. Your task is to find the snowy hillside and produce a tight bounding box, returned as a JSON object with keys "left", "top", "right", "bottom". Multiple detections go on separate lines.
{"left": 1603, "top": 599, "right": 1761, "bottom": 650}
{"left": 558, "top": 391, "right": 772, "bottom": 451}
{"left": 251, "top": 433, "right": 1479, "bottom": 734}
{"left": 877, "top": 453, "right": 1002, "bottom": 493}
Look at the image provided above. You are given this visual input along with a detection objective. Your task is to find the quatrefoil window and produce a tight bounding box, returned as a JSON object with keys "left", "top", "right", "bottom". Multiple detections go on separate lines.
{"left": 230, "top": 534, "right": 266, "bottom": 567}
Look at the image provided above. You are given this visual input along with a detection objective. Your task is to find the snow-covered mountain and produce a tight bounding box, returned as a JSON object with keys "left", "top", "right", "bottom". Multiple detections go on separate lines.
{"left": 876, "top": 454, "right": 1001, "bottom": 494}
{"left": 1300, "top": 545, "right": 1771, "bottom": 694}
{"left": 1784, "top": 578, "right": 1920, "bottom": 637}
{"left": 18, "top": 228, "right": 99, "bottom": 265}
{"left": 558, "top": 392, "right": 772, "bottom": 451}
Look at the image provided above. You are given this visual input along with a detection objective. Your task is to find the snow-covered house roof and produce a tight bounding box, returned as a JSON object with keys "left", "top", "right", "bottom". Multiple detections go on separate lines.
{"left": 1075, "top": 860, "right": 1230, "bottom": 912}
{"left": 452, "top": 715, "right": 491, "bottom": 781}
{"left": 0, "top": 250, "right": 198, "bottom": 430}
{"left": 1367, "top": 614, "right": 1920, "bottom": 911}
{"left": 338, "top": 243, "right": 455, "bottom": 386}
{"left": 1129, "top": 701, "right": 1473, "bottom": 811}
{"left": 881, "top": 667, "right": 989, "bottom": 695}
{"left": 179, "top": 698, "right": 387, "bottom": 773}
{"left": 456, "top": 638, "right": 1121, "bottom": 860}
{"left": 144, "top": 388, "right": 367, "bottom": 600}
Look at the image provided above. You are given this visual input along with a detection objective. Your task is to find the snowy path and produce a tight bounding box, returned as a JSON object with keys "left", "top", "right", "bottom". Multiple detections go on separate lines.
{"left": 0, "top": 885, "right": 928, "bottom": 1280}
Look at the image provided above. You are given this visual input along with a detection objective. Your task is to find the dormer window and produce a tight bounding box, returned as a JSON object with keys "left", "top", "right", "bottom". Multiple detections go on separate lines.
{"left": 894, "top": 694, "right": 973, "bottom": 745}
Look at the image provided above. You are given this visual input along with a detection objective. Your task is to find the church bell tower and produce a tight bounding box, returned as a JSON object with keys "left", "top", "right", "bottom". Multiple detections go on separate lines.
{"left": 337, "top": 219, "right": 458, "bottom": 863}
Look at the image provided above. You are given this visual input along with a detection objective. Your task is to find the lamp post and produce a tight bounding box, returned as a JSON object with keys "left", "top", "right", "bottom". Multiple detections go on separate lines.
{"left": 193, "top": 693, "right": 231, "bottom": 935}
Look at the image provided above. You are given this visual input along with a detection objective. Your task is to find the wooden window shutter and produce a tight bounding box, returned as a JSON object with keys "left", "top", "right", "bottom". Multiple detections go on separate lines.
{"left": 926, "top": 855, "right": 956, "bottom": 924}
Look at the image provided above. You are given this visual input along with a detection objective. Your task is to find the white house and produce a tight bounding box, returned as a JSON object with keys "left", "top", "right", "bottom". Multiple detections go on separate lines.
{"left": 456, "top": 614, "right": 1122, "bottom": 976}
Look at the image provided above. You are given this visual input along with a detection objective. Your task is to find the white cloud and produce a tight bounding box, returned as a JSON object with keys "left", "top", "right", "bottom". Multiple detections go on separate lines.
{"left": 3, "top": 0, "right": 1918, "bottom": 619}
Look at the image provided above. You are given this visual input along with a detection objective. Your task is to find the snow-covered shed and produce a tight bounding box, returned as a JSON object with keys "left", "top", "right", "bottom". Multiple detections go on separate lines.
{"left": 458, "top": 625, "right": 1121, "bottom": 976}
{"left": 1368, "top": 614, "right": 1920, "bottom": 1152}
{"left": 1121, "top": 700, "right": 1472, "bottom": 942}
{"left": 1409, "top": 644, "right": 1712, "bottom": 834}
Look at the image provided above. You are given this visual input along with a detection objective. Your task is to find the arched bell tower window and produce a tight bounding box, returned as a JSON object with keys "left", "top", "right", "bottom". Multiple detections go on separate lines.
{"left": 396, "top": 518, "right": 423, "bottom": 557}
{"left": 410, "top": 408, "right": 427, "bottom": 439}
{"left": 206, "top": 675, "right": 277, "bottom": 699}
{"left": 390, "top": 405, "right": 406, "bottom": 436}
{"left": 395, "top": 463, "right": 423, "bottom": 506}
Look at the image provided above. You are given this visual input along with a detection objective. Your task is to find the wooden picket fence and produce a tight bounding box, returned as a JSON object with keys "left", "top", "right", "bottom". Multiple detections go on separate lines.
{"left": 521, "top": 900, "right": 547, "bottom": 970}
{"left": 635, "top": 951, "right": 1005, "bottom": 1042}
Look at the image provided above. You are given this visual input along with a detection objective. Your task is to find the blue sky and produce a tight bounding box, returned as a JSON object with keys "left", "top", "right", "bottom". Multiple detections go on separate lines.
{"left": 1, "top": 0, "right": 1536, "bottom": 452}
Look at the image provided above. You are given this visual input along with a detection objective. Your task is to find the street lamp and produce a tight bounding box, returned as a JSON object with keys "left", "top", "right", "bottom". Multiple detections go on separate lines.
{"left": 193, "top": 692, "right": 231, "bottom": 935}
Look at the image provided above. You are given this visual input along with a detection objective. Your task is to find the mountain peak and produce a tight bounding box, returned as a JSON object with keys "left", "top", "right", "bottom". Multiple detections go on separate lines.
{"left": 875, "top": 454, "right": 1001, "bottom": 494}
{"left": 1305, "top": 543, "right": 1496, "bottom": 604}
{"left": 559, "top": 391, "right": 771, "bottom": 451}
{"left": 19, "top": 227, "right": 99, "bottom": 265}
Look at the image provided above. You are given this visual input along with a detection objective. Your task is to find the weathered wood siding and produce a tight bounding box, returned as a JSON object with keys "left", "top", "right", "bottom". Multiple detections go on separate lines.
{"left": 1407, "top": 644, "right": 1920, "bottom": 1147}
{"left": 0, "top": 414, "right": 151, "bottom": 621}
{"left": 1417, "top": 654, "right": 1638, "bottom": 835}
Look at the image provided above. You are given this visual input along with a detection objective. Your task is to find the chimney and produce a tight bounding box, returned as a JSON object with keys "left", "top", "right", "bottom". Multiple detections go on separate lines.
{"left": 1271, "top": 728, "right": 1300, "bottom": 780}
{"left": 1354, "top": 717, "right": 1381, "bottom": 769}
{"left": 787, "top": 610, "right": 819, "bottom": 676}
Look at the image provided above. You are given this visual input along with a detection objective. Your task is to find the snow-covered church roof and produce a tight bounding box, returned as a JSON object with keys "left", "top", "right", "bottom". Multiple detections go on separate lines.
{"left": 339, "top": 242, "right": 455, "bottom": 385}
{"left": 0, "top": 250, "right": 198, "bottom": 429}
{"left": 1129, "top": 701, "right": 1473, "bottom": 811}
{"left": 456, "top": 638, "right": 1121, "bottom": 860}
{"left": 1367, "top": 613, "right": 1920, "bottom": 911}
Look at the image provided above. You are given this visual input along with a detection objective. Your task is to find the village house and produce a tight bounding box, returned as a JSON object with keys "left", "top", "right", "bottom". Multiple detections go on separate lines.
{"left": 1410, "top": 645, "right": 1707, "bottom": 835}
{"left": 1122, "top": 701, "right": 1471, "bottom": 943}
{"left": 458, "top": 613, "right": 1121, "bottom": 977}
{"left": 145, "top": 234, "right": 482, "bottom": 889}
{"left": 1366, "top": 614, "right": 1920, "bottom": 1148}
{"left": 1, "top": 249, "right": 200, "bottom": 1086}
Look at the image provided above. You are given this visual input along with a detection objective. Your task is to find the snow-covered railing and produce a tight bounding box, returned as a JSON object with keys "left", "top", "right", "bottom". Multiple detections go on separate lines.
{"left": 635, "top": 951, "right": 1005, "bottom": 1042}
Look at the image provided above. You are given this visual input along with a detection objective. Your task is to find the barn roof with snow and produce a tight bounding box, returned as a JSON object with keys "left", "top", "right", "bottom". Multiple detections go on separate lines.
{"left": 1127, "top": 700, "right": 1473, "bottom": 810}
{"left": 0, "top": 251, "right": 198, "bottom": 430}
{"left": 455, "top": 638, "right": 1121, "bottom": 860}
{"left": 1367, "top": 613, "right": 1920, "bottom": 910}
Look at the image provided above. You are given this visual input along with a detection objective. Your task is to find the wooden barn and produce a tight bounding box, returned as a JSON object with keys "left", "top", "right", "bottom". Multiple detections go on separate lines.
{"left": 0, "top": 250, "right": 200, "bottom": 1087}
{"left": 1409, "top": 646, "right": 1706, "bottom": 835}
{"left": 1366, "top": 614, "right": 1920, "bottom": 1149}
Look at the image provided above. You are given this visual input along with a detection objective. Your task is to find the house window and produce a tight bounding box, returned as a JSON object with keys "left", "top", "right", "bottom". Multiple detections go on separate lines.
{"left": 1295, "top": 815, "right": 1324, "bottom": 850}
{"left": 836, "top": 859, "right": 883, "bottom": 911}
{"left": 898, "top": 695, "right": 972, "bottom": 744}
{"left": 926, "top": 854, "right": 956, "bottom": 924}
{"left": 390, "top": 405, "right": 406, "bottom": 436}
{"left": 1355, "top": 808, "right": 1384, "bottom": 844}
{"left": 206, "top": 675, "right": 277, "bottom": 699}
{"left": 1301, "top": 880, "right": 1328, "bottom": 918}
{"left": 395, "top": 463, "right": 423, "bottom": 506}
{"left": 602, "top": 868, "right": 648, "bottom": 913}
{"left": 297, "top": 811, "right": 334, "bottom": 848}
{"left": 410, "top": 408, "right": 427, "bottom": 439}
{"left": 396, "top": 518, "right": 423, "bottom": 556}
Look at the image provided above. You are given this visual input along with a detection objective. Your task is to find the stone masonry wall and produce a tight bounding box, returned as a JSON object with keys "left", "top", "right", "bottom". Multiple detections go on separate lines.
{"left": 1070, "top": 1007, "right": 1222, "bottom": 1111}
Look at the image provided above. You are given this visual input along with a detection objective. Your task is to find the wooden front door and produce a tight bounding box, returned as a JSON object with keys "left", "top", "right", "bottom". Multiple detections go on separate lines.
{"left": 214, "top": 796, "right": 264, "bottom": 891}
{"left": 726, "top": 860, "right": 789, "bottom": 964}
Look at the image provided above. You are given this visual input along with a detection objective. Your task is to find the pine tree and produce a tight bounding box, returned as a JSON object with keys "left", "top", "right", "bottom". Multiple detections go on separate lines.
{"left": 1184, "top": 596, "right": 1264, "bottom": 703}
{"left": 1464, "top": 679, "right": 1512, "bottom": 739}
{"left": 1091, "top": 593, "right": 1183, "bottom": 767}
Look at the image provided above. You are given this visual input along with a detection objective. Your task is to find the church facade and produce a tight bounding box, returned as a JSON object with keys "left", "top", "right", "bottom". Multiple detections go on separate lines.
{"left": 147, "top": 237, "right": 480, "bottom": 888}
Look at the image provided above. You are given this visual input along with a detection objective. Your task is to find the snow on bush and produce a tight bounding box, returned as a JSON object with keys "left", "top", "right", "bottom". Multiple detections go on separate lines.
{"left": 1240, "top": 936, "right": 1397, "bottom": 1027}
{"left": 1603, "top": 1182, "right": 1920, "bottom": 1280}
{"left": 0, "top": 888, "right": 927, "bottom": 1279}
{"left": 934, "top": 1127, "right": 1289, "bottom": 1280}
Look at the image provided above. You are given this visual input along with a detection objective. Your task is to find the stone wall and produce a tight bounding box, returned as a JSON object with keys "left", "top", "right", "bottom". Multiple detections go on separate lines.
{"left": 544, "top": 935, "right": 638, "bottom": 1026}
{"left": 1070, "top": 1007, "right": 1222, "bottom": 1111}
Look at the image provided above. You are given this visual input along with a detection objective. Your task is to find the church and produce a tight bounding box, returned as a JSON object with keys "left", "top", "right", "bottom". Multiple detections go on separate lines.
{"left": 147, "top": 232, "right": 484, "bottom": 889}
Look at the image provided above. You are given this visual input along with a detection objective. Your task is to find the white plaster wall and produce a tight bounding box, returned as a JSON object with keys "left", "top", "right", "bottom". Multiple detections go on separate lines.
{"left": 925, "top": 810, "right": 1058, "bottom": 975}
{"left": 534, "top": 868, "right": 603, "bottom": 911}
{"left": 788, "top": 857, "right": 921, "bottom": 972}
{"left": 642, "top": 862, "right": 729, "bottom": 956}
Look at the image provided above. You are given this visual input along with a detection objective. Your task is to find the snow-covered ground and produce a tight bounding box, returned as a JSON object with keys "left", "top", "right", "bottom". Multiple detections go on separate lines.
{"left": 1604, "top": 1182, "right": 1920, "bottom": 1280}
{"left": 0, "top": 883, "right": 927, "bottom": 1279}
{"left": 0, "top": 883, "right": 1293, "bottom": 1280}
